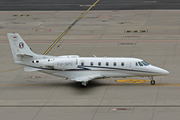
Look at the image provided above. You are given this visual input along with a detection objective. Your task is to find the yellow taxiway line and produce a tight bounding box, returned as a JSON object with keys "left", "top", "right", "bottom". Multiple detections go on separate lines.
{"left": 0, "top": 67, "right": 23, "bottom": 73}
{"left": 116, "top": 79, "right": 151, "bottom": 84}
{"left": 43, "top": 0, "right": 100, "bottom": 55}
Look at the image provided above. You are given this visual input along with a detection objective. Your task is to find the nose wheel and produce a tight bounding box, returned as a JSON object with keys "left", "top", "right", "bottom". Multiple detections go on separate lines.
{"left": 149, "top": 76, "right": 156, "bottom": 85}
{"left": 150, "top": 80, "right": 155, "bottom": 85}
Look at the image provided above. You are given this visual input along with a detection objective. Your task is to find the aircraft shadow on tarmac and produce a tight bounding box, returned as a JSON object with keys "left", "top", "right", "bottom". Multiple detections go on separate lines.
{"left": 26, "top": 79, "right": 176, "bottom": 88}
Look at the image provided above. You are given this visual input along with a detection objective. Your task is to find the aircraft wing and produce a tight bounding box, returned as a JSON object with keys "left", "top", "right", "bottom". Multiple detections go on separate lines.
{"left": 71, "top": 75, "right": 103, "bottom": 82}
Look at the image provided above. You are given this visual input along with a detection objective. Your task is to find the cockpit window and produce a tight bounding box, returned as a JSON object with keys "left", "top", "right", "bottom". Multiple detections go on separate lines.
{"left": 141, "top": 61, "right": 149, "bottom": 66}
{"left": 136, "top": 62, "right": 138, "bottom": 66}
{"left": 138, "top": 62, "right": 143, "bottom": 66}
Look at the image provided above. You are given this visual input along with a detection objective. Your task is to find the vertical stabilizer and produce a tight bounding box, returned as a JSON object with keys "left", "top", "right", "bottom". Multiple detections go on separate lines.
{"left": 7, "top": 33, "right": 35, "bottom": 63}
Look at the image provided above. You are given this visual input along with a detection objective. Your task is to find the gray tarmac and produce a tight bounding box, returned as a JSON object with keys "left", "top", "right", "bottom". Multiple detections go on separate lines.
{"left": 1, "top": 0, "right": 180, "bottom": 10}
{"left": 0, "top": 10, "right": 180, "bottom": 120}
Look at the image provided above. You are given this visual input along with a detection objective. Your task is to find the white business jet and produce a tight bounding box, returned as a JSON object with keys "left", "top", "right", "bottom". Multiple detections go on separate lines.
{"left": 7, "top": 33, "right": 169, "bottom": 87}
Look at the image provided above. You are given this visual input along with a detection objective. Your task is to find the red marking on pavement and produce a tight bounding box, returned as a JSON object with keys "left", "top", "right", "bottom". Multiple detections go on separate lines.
{"left": 0, "top": 41, "right": 52, "bottom": 43}
{"left": 0, "top": 40, "right": 179, "bottom": 44}
{"left": 96, "top": 15, "right": 112, "bottom": 17}
{"left": 1, "top": 34, "right": 180, "bottom": 38}
{"left": 35, "top": 29, "right": 52, "bottom": 32}
{"left": 59, "top": 40, "right": 178, "bottom": 43}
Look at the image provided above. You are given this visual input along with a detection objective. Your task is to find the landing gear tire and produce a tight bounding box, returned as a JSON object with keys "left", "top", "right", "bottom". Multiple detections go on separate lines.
{"left": 81, "top": 82, "right": 88, "bottom": 87}
{"left": 148, "top": 76, "right": 156, "bottom": 85}
{"left": 150, "top": 80, "right": 155, "bottom": 85}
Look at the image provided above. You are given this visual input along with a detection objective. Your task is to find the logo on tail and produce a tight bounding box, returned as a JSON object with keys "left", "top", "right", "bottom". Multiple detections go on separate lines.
{"left": 19, "top": 42, "right": 24, "bottom": 49}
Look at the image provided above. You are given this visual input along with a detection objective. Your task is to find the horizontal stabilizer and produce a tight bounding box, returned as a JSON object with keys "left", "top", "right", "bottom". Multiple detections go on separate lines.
{"left": 24, "top": 66, "right": 41, "bottom": 71}
{"left": 17, "top": 53, "right": 33, "bottom": 57}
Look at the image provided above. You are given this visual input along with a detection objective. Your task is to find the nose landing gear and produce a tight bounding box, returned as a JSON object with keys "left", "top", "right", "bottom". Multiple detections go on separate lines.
{"left": 149, "top": 76, "right": 156, "bottom": 85}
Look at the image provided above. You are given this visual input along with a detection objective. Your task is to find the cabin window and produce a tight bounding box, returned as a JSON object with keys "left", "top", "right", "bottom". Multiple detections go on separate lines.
{"left": 81, "top": 62, "right": 84, "bottom": 66}
{"left": 121, "top": 62, "right": 124, "bottom": 66}
{"left": 114, "top": 62, "right": 117, "bottom": 66}
{"left": 138, "top": 62, "right": 143, "bottom": 66}
{"left": 65, "top": 63, "right": 68, "bottom": 66}
{"left": 32, "top": 61, "right": 34, "bottom": 63}
{"left": 36, "top": 60, "right": 39, "bottom": 63}
{"left": 76, "top": 59, "right": 78, "bottom": 65}
{"left": 106, "top": 62, "right": 109, "bottom": 66}
{"left": 98, "top": 62, "right": 101, "bottom": 66}
{"left": 90, "top": 62, "right": 93, "bottom": 66}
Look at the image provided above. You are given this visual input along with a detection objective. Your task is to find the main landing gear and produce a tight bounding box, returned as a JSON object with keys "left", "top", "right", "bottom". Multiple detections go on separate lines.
{"left": 81, "top": 81, "right": 88, "bottom": 87}
{"left": 148, "top": 76, "right": 156, "bottom": 85}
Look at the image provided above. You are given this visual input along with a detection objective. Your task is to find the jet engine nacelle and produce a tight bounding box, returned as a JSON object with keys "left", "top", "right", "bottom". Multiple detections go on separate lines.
{"left": 32, "top": 58, "right": 54, "bottom": 69}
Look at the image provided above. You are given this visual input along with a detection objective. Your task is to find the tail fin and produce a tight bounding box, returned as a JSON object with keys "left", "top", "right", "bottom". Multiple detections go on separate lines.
{"left": 7, "top": 33, "right": 35, "bottom": 63}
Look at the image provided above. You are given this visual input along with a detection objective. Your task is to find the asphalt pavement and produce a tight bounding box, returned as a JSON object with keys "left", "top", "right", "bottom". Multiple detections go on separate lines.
{"left": 0, "top": 0, "right": 180, "bottom": 10}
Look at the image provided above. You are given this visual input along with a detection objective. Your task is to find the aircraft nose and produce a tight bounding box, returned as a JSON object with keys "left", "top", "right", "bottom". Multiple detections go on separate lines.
{"left": 159, "top": 69, "right": 169, "bottom": 75}
{"left": 152, "top": 66, "right": 169, "bottom": 76}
